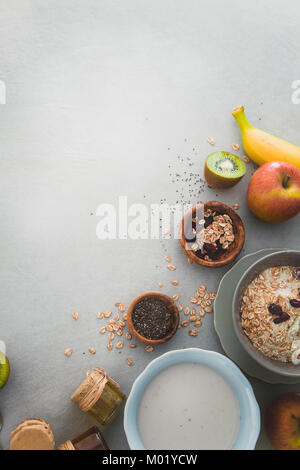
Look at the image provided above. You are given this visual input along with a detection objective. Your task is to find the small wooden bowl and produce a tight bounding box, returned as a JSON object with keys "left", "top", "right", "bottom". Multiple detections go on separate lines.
{"left": 179, "top": 201, "right": 245, "bottom": 268}
{"left": 127, "top": 292, "right": 180, "bottom": 345}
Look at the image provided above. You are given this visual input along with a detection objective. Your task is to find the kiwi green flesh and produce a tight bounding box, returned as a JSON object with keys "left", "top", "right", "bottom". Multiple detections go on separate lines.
{"left": 206, "top": 152, "right": 246, "bottom": 180}
{"left": 0, "top": 352, "right": 10, "bottom": 388}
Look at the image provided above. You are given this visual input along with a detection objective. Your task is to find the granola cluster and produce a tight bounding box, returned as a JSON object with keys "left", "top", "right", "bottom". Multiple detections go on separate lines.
{"left": 240, "top": 266, "right": 300, "bottom": 362}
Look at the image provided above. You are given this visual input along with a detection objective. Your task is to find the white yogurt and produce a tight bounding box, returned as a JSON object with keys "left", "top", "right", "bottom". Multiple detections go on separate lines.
{"left": 138, "top": 363, "right": 240, "bottom": 450}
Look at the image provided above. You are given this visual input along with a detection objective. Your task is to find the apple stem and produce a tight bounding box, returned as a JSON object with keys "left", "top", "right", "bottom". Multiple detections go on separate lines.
{"left": 282, "top": 174, "right": 291, "bottom": 189}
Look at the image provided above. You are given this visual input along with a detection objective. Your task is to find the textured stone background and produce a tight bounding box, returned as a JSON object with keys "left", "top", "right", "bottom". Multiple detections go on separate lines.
{"left": 1, "top": 0, "right": 300, "bottom": 450}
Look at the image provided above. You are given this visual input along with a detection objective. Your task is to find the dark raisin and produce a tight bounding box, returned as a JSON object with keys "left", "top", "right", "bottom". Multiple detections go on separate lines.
{"left": 195, "top": 250, "right": 205, "bottom": 259}
{"left": 203, "top": 243, "right": 218, "bottom": 255}
{"left": 204, "top": 216, "right": 213, "bottom": 228}
{"left": 298, "top": 288, "right": 300, "bottom": 297}
{"left": 293, "top": 267, "right": 300, "bottom": 279}
{"left": 290, "top": 299, "right": 300, "bottom": 308}
{"left": 273, "top": 312, "right": 290, "bottom": 324}
{"left": 268, "top": 304, "right": 283, "bottom": 316}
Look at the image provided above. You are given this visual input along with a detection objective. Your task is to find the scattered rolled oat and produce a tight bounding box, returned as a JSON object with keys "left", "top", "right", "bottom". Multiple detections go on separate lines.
{"left": 171, "top": 280, "right": 178, "bottom": 286}
{"left": 232, "top": 143, "right": 240, "bottom": 151}
{"left": 178, "top": 304, "right": 183, "bottom": 312}
{"left": 184, "top": 307, "right": 190, "bottom": 316}
{"left": 243, "top": 156, "right": 250, "bottom": 163}
{"left": 97, "top": 311, "right": 104, "bottom": 319}
{"left": 172, "top": 294, "right": 179, "bottom": 301}
{"left": 126, "top": 357, "right": 134, "bottom": 366}
{"left": 72, "top": 311, "right": 79, "bottom": 320}
{"left": 125, "top": 332, "right": 132, "bottom": 340}
{"left": 119, "top": 304, "right": 126, "bottom": 312}
{"left": 167, "top": 264, "right": 176, "bottom": 271}
{"left": 64, "top": 348, "right": 73, "bottom": 357}
{"left": 165, "top": 254, "right": 171, "bottom": 262}
{"left": 189, "top": 329, "right": 198, "bottom": 337}
{"left": 116, "top": 341, "right": 123, "bottom": 349}
{"left": 232, "top": 203, "right": 240, "bottom": 210}
{"left": 207, "top": 136, "right": 215, "bottom": 145}
{"left": 159, "top": 283, "right": 164, "bottom": 288}
{"left": 129, "top": 344, "right": 137, "bottom": 349}
{"left": 108, "top": 332, "right": 115, "bottom": 340}
{"left": 195, "top": 321, "right": 202, "bottom": 327}
{"left": 107, "top": 341, "right": 113, "bottom": 351}
{"left": 199, "top": 308, "right": 205, "bottom": 317}
{"left": 145, "top": 345, "right": 154, "bottom": 352}
{"left": 99, "top": 326, "right": 106, "bottom": 334}
{"left": 181, "top": 320, "right": 190, "bottom": 327}
{"left": 104, "top": 310, "right": 112, "bottom": 318}
{"left": 88, "top": 347, "right": 96, "bottom": 355}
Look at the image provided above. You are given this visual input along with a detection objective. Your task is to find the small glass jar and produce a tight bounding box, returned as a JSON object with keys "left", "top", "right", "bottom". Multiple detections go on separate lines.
{"left": 71, "top": 367, "right": 126, "bottom": 425}
{"left": 58, "top": 426, "right": 109, "bottom": 450}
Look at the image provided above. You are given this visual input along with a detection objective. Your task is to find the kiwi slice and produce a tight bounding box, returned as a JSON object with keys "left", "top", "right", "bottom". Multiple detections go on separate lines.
{"left": 0, "top": 352, "right": 10, "bottom": 389}
{"left": 204, "top": 151, "right": 246, "bottom": 189}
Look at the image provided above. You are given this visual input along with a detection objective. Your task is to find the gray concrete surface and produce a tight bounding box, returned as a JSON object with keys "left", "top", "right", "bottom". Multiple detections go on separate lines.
{"left": 0, "top": 0, "right": 300, "bottom": 450}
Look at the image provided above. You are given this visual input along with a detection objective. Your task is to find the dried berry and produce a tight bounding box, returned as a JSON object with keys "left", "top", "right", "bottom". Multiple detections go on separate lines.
{"left": 290, "top": 299, "right": 300, "bottom": 308}
{"left": 268, "top": 304, "right": 283, "bottom": 316}
{"left": 204, "top": 216, "right": 213, "bottom": 228}
{"left": 203, "top": 243, "right": 218, "bottom": 255}
{"left": 273, "top": 312, "right": 290, "bottom": 324}
{"left": 293, "top": 267, "right": 300, "bottom": 280}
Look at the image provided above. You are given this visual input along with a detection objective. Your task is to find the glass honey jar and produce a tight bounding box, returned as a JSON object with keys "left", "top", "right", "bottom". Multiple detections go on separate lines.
{"left": 71, "top": 367, "right": 126, "bottom": 425}
{"left": 58, "top": 426, "right": 109, "bottom": 450}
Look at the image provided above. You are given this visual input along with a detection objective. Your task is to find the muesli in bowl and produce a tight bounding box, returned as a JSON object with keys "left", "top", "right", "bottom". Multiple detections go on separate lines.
{"left": 233, "top": 250, "right": 300, "bottom": 377}
{"left": 179, "top": 201, "right": 245, "bottom": 268}
{"left": 240, "top": 265, "right": 300, "bottom": 363}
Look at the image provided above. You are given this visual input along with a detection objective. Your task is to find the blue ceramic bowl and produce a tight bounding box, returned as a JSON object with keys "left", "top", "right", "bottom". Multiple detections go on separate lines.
{"left": 124, "top": 348, "right": 260, "bottom": 450}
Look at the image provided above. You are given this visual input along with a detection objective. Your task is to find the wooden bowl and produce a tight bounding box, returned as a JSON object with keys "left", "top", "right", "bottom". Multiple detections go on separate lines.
{"left": 179, "top": 201, "right": 245, "bottom": 268}
{"left": 127, "top": 292, "right": 180, "bottom": 345}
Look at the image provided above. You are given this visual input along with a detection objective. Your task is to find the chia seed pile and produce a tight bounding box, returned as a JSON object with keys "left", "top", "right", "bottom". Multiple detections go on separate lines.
{"left": 132, "top": 298, "right": 172, "bottom": 340}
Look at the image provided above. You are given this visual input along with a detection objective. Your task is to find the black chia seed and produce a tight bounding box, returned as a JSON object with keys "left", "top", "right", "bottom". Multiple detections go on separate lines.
{"left": 132, "top": 298, "right": 172, "bottom": 340}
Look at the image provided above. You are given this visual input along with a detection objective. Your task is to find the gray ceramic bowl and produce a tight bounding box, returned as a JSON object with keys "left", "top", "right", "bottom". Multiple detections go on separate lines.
{"left": 233, "top": 250, "right": 300, "bottom": 377}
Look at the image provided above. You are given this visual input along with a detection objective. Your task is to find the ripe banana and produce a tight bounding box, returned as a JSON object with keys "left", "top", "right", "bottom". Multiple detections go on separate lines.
{"left": 232, "top": 106, "right": 300, "bottom": 170}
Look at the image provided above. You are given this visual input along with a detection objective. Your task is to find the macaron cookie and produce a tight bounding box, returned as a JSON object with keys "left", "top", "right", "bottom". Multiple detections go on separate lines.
{"left": 10, "top": 418, "right": 55, "bottom": 450}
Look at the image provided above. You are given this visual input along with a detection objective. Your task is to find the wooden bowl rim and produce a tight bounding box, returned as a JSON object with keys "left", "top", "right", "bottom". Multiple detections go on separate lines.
{"left": 127, "top": 291, "right": 180, "bottom": 345}
{"left": 179, "top": 201, "right": 245, "bottom": 268}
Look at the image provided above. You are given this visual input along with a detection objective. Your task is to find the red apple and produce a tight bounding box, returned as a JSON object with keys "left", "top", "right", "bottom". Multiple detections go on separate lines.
{"left": 247, "top": 161, "right": 300, "bottom": 222}
{"left": 265, "top": 393, "right": 300, "bottom": 450}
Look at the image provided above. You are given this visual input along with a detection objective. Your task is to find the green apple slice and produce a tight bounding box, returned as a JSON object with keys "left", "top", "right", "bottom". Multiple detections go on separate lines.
{"left": 0, "top": 352, "right": 10, "bottom": 389}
